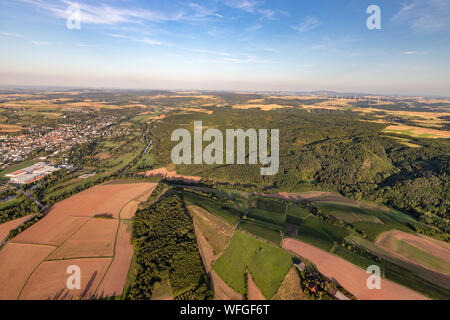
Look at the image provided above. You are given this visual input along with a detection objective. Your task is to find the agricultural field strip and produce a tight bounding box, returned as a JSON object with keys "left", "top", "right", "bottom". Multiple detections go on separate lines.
{"left": 15, "top": 191, "right": 143, "bottom": 299}
{"left": 16, "top": 218, "right": 91, "bottom": 299}
{"left": 91, "top": 187, "right": 155, "bottom": 296}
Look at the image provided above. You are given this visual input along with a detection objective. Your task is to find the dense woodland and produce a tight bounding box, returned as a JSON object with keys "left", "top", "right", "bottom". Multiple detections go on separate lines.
{"left": 127, "top": 191, "right": 212, "bottom": 300}
{"left": 149, "top": 109, "right": 449, "bottom": 237}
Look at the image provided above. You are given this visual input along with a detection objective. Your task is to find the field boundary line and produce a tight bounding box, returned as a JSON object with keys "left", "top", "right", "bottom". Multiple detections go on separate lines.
{"left": 16, "top": 217, "right": 91, "bottom": 300}
{"left": 93, "top": 198, "right": 132, "bottom": 297}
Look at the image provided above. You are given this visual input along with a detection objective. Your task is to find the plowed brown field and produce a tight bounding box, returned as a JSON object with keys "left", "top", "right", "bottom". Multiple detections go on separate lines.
{"left": 283, "top": 238, "right": 428, "bottom": 300}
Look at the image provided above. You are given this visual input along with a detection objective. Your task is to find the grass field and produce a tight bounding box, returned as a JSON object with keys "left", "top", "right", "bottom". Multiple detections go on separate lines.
{"left": 296, "top": 216, "right": 349, "bottom": 252}
{"left": 286, "top": 204, "right": 310, "bottom": 225}
{"left": 335, "top": 239, "right": 450, "bottom": 300}
{"left": 256, "top": 198, "right": 286, "bottom": 213}
{"left": 0, "top": 196, "right": 24, "bottom": 210}
{"left": 183, "top": 192, "right": 241, "bottom": 225}
{"left": 385, "top": 238, "right": 448, "bottom": 273}
{"left": 352, "top": 222, "right": 394, "bottom": 242}
{"left": 316, "top": 202, "right": 383, "bottom": 224}
{"left": 376, "top": 232, "right": 450, "bottom": 275}
{"left": 213, "top": 231, "right": 292, "bottom": 299}
{"left": 247, "top": 208, "right": 286, "bottom": 227}
{"left": 238, "top": 221, "right": 282, "bottom": 245}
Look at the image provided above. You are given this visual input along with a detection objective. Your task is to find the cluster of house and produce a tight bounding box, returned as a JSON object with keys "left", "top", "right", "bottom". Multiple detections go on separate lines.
{"left": 0, "top": 115, "right": 116, "bottom": 170}
{"left": 6, "top": 162, "right": 61, "bottom": 184}
{"left": 294, "top": 260, "right": 350, "bottom": 300}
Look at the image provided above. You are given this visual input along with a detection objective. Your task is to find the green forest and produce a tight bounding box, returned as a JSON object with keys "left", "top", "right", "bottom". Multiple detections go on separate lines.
{"left": 127, "top": 190, "right": 212, "bottom": 300}
{"left": 148, "top": 108, "right": 449, "bottom": 238}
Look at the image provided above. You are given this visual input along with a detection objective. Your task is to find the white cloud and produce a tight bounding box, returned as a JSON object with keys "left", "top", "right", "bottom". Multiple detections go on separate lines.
{"left": 292, "top": 16, "right": 321, "bottom": 33}
{"left": 0, "top": 32, "right": 23, "bottom": 38}
{"left": 31, "top": 41, "right": 49, "bottom": 45}
{"left": 188, "top": 3, "right": 223, "bottom": 19}
{"left": 222, "top": 0, "right": 261, "bottom": 13}
{"left": 75, "top": 43, "right": 95, "bottom": 47}
{"left": 109, "top": 33, "right": 229, "bottom": 56}
{"left": 19, "top": 0, "right": 217, "bottom": 25}
{"left": 222, "top": 0, "right": 277, "bottom": 20}
{"left": 108, "top": 34, "right": 162, "bottom": 46}
{"left": 245, "top": 23, "right": 262, "bottom": 32}
{"left": 392, "top": 0, "right": 450, "bottom": 33}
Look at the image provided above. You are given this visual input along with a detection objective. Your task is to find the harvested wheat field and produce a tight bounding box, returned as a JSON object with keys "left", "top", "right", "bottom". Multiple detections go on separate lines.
{"left": 140, "top": 167, "right": 201, "bottom": 183}
{"left": 376, "top": 231, "right": 450, "bottom": 276}
{"left": 232, "top": 104, "right": 289, "bottom": 111}
{"left": 0, "top": 124, "right": 22, "bottom": 132}
{"left": 19, "top": 258, "right": 112, "bottom": 300}
{"left": 211, "top": 270, "right": 242, "bottom": 300}
{"left": 247, "top": 273, "right": 266, "bottom": 300}
{"left": 11, "top": 215, "right": 89, "bottom": 246}
{"left": 133, "top": 183, "right": 157, "bottom": 202}
{"left": 283, "top": 239, "right": 428, "bottom": 300}
{"left": 383, "top": 124, "right": 450, "bottom": 139}
{"left": 188, "top": 205, "right": 234, "bottom": 256}
{"left": 262, "top": 191, "right": 358, "bottom": 205}
{"left": 272, "top": 267, "right": 307, "bottom": 300}
{"left": 193, "top": 221, "right": 216, "bottom": 272}
{"left": 0, "top": 215, "right": 32, "bottom": 241}
{"left": 48, "top": 218, "right": 118, "bottom": 260}
{"left": 0, "top": 243, "right": 55, "bottom": 300}
{"left": 46, "top": 183, "right": 157, "bottom": 219}
{"left": 119, "top": 200, "right": 140, "bottom": 219}
{"left": 0, "top": 182, "right": 156, "bottom": 300}
{"left": 95, "top": 222, "right": 134, "bottom": 298}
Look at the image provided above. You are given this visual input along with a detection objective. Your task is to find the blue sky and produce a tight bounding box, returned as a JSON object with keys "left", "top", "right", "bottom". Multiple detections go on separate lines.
{"left": 0, "top": 0, "right": 449, "bottom": 96}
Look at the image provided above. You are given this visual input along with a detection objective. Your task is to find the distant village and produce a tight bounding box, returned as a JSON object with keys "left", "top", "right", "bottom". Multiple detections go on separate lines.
{"left": 0, "top": 114, "right": 116, "bottom": 171}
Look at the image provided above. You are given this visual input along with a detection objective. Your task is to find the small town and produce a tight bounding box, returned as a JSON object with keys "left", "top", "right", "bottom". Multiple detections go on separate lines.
{"left": 0, "top": 115, "right": 116, "bottom": 170}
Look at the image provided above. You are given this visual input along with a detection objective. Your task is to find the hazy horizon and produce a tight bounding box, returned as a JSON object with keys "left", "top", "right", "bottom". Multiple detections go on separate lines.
{"left": 1, "top": 0, "right": 449, "bottom": 96}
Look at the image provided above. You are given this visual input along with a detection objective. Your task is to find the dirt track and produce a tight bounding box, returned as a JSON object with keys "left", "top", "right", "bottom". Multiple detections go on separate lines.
{"left": 283, "top": 238, "right": 429, "bottom": 300}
